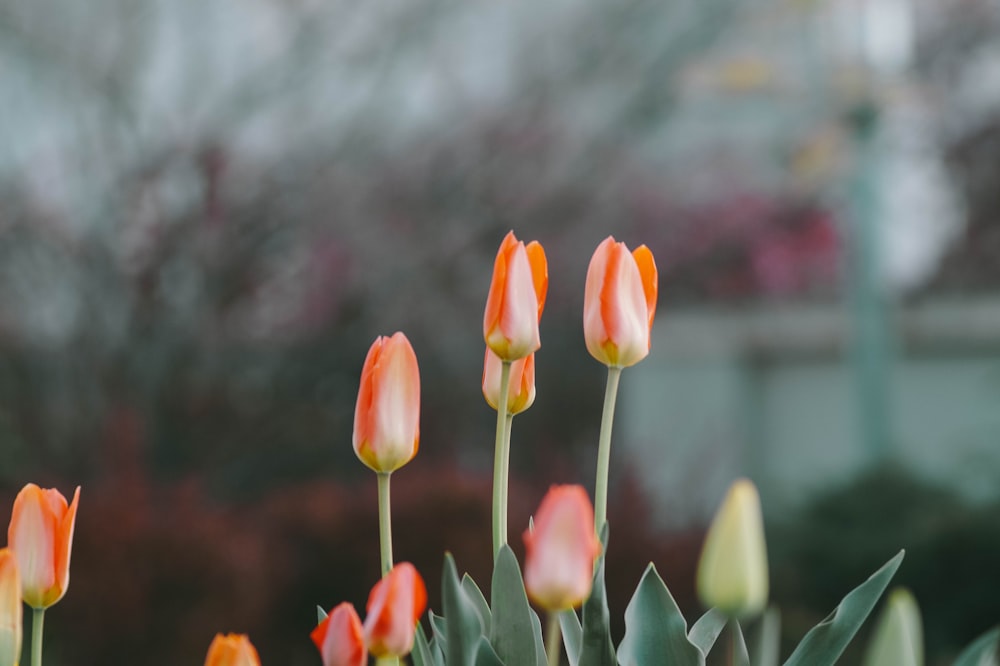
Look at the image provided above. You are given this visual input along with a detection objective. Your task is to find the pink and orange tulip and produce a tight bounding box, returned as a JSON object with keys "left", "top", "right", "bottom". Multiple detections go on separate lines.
{"left": 483, "top": 231, "right": 548, "bottom": 361}
{"left": 312, "top": 602, "right": 367, "bottom": 666}
{"left": 353, "top": 332, "right": 421, "bottom": 474}
{"left": 482, "top": 349, "right": 536, "bottom": 415}
{"left": 583, "top": 236, "right": 658, "bottom": 368}
{"left": 204, "top": 633, "right": 261, "bottom": 666}
{"left": 0, "top": 549, "right": 21, "bottom": 666}
{"left": 523, "top": 485, "right": 602, "bottom": 611}
{"left": 7, "top": 483, "right": 80, "bottom": 609}
{"left": 363, "top": 562, "right": 428, "bottom": 658}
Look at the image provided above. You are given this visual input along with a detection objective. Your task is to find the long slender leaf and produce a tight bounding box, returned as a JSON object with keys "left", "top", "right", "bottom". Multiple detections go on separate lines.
{"left": 443, "top": 553, "right": 484, "bottom": 666}
{"left": 413, "top": 623, "right": 435, "bottom": 666}
{"left": 689, "top": 609, "right": 728, "bottom": 657}
{"left": 783, "top": 550, "right": 905, "bottom": 666}
{"left": 751, "top": 607, "right": 782, "bottom": 666}
{"left": 476, "top": 636, "right": 506, "bottom": 666}
{"left": 490, "top": 545, "right": 546, "bottom": 666}
{"left": 560, "top": 609, "right": 583, "bottom": 666}
{"left": 579, "top": 539, "right": 617, "bottom": 666}
{"left": 316, "top": 605, "right": 328, "bottom": 625}
{"left": 953, "top": 626, "right": 1000, "bottom": 666}
{"left": 431, "top": 611, "right": 448, "bottom": 651}
{"left": 733, "top": 620, "right": 750, "bottom": 666}
{"left": 617, "top": 563, "right": 703, "bottom": 666}
{"left": 463, "top": 573, "right": 493, "bottom": 637}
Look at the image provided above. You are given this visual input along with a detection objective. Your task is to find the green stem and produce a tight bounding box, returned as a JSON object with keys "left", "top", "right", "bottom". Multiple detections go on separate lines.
{"left": 500, "top": 412, "right": 514, "bottom": 540}
{"left": 31, "top": 607, "right": 44, "bottom": 666}
{"left": 377, "top": 472, "right": 393, "bottom": 577}
{"left": 594, "top": 365, "right": 622, "bottom": 534}
{"left": 545, "top": 612, "right": 562, "bottom": 666}
{"left": 492, "top": 360, "right": 512, "bottom": 558}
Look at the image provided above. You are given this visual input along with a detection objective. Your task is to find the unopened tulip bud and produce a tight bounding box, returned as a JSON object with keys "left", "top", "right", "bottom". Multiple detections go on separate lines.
{"left": 363, "top": 562, "right": 427, "bottom": 658}
{"left": 312, "top": 602, "right": 367, "bottom": 666}
{"left": 353, "top": 332, "right": 421, "bottom": 474}
{"left": 0, "top": 549, "right": 21, "bottom": 666}
{"left": 483, "top": 231, "right": 548, "bottom": 361}
{"left": 862, "top": 588, "right": 923, "bottom": 666}
{"left": 523, "top": 485, "right": 602, "bottom": 611}
{"left": 583, "top": 237, "right": 657, "bottom": 368}
{"left": 482, "top": 350, "right": 536, "bottom": 415}
{"left": 7, "top": 483, "right": 80, "bottom": 609}
{"left": 696, "top": 479, "right": 769, "bottom": 618}
{"left": 204, "top": 633, "right": 261, "bottom": 666}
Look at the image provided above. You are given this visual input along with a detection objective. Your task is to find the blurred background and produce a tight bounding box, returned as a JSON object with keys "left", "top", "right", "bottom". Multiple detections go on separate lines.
{"left": 1, "top": 0, "right": 999, "bottom": 663}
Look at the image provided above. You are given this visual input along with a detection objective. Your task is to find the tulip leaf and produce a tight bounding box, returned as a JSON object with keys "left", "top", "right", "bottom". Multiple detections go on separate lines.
{"left": 579, "top": 526, "right": 617, "bottom": 666}
{"left": 490, "top": 544, "right": 546, "bottom": 666}
{"left": 476, "top": 636, "right": 506, "bottom": 666}
{"left": 617, "top": 563, "right": 703, "bottom": 666}
{"left": 413, "top": 623, "right": 437, "bottom": 666}
{"left": 783, "top": 550, "right": 904, "bottom": 666}
{"left": 444, "top": 553, "right": 486, "bottom": 666}
{"left": 953, "top": 625, "right": 1000, "bottom": 666}
{"left": 559, "top": 609, "right": 583, "bottom": 666}
{"left": 689, "top": 609, "right": 728, "bottom": 656}
{"left": 463, "top": 573, "right": 493, "bottom": 636}
{"left": 733, "top": 620, "right": 751, "bottom": 666}
{"left": 751, "top": 607, "right": 782, "bottom": 666}
{"left": 431, "top": 611, "right": 449, "bottom": 654}
{"left": 316, "top": 605, "right": 328, "bottom": 625}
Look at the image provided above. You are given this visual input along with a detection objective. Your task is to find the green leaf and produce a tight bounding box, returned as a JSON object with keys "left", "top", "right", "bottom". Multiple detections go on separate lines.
{"left": 751, "top": 607, "right": 782, "bottom": 666}
{"left": 689, "top": 609, "right": 727, "bottom": 656}
{"left": 559, "top": 609, "right": 583, "bottom": 666}
{"left": 490, "top": 544, "right": 546, "bottom": 666}
{"left": 413, "top": 623, "right": 435, "bottom": 666}
{"left": 431, "top": 611, "right": 448, "bottom": 650}
{"left": 732, "top": 620, "right": 750, "bottom": 666}
{"left": 476, "top": 636, "right": 506, "bottom": 666}
{"left": 783, "top": 550, "right": 905, "bottom": 666}
{"left": 579, "top": 527, "right": 617, "bottom": 666}
{"left": 953, "top": 625, "right": 1000, "bottom": 666}
{"left": 444, "top": 553, "right": 486, "bottom": 666}
{"left": 316, "top": 605, "right": 328, "bottom": 624}
{"left": 617, "top": 563, "right": 703, "bottom": 666}
{"left": 463, "top": 573, "right": 493, "bottom": 636}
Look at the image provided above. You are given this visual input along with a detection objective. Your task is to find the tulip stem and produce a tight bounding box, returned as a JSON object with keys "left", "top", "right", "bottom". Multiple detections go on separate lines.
{"left": 492, "top": 360, "right": 512, "bottom": 558}
{"left": 31, "top": 607, "right": 44, "bottom": 666}
{"left": 545, "top": 612, "right": 562, "bottom": 666}
{"left": 377, "top": 472, "right": 394, "bottom": 577}
{"left": 594, "top": 365, "right": 622, "bottom": 534}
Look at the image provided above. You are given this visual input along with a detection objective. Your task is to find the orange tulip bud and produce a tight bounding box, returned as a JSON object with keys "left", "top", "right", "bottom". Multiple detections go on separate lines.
{"left": 204, "top": 633, "right": 261, "bottom": 666}
{"left": 523, "top": 485, "right": 602, "bottom": 611}
{"left": 363, "top": 562, "right": 427, "bottom": 658}
{"left": 7, "top": 483, "right": 80, "bottom": 609}
{"left": 583, "top": 237, "right": 658, "bottom": 368}
{"left": 0, "top": 549, "right": 21, "bottom": 666}
{"left": 311, "top": 602, "right": 367, "bottom": 666}
{"left": 483, "top": 231, "right": 548, "bottom": 361}
{"left": 353, "top": 332, "right": 421, "bottom": 474}
{"left": 482, "top": 349, "right": 536, "bottom": 415}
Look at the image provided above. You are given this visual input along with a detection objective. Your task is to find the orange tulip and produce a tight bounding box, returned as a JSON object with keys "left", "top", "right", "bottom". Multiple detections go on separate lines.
{"left": 363, "top": 562, "right": 427, "bottom": 658}
{"left": 204, "top": 633, "right": 261, "bottom": 666}
{"left": 583, "top": 237, "right": 658, "bottom": 368}
{"left": 483, "top": 231, "right": 548, "bottom": 361}
{"left": 353, "top": 332, "right": 421, "bottom": 474}
{"left": 7, "top": 483, "right": 80, "bottom": 609}
{"left": 482, "top": 349, "right": 536, "bottom": 415}
{"left": 0, "top": 549, "right": 21, "bottom": 666}
{"left": 522, "top": 485, "right": 602, "bottom": 611}
{"left": 312, "top": 602, "right": 367, "bottom": 666}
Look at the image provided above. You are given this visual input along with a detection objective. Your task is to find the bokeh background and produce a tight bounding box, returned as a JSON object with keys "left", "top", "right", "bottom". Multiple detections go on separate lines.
{"left": 1, "top": 0, "right": 999, "bottom": 663}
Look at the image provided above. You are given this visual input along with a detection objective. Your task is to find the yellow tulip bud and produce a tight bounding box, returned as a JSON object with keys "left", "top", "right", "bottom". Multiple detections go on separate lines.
{"left": 862, "top": 588, "right": 923, "bottom": 666}
{"left": 696, "top": 478, "right": 769, "bottom": 618}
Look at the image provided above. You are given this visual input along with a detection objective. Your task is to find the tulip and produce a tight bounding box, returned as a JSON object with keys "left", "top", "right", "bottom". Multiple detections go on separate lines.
{"left": 696, "top": 479, "right": 769, "bottom": 618}
{"left": 353, "top": 332, "right": 421, "bottom": 474}
{"left": 312, "top": 602, "right": 367, "bottom": 666}
{"left": 483, "top": 231, "right": 548, "bottom": 361}
{"left": 7, "top": 484, "right": 80, "bottom": 609}
{"left": 204, "top": 633, "right": 261, "bottom": 666}
{"left": 583, "top": 236, "right": 658, "bottom": 368}
{"left": 0, "top": 549, "right": 21, "bottom": 666}
{"left": 523, "top": 485, "right": 602, "bottom": 611}
{"left": 482, "top": 349, "right": 536, "bottom": 415}
{"left": 363, "top": 562, "right": 427, "bottom": 658}
{"left": 862, "top": 588, "right": 923, "bottom": 666}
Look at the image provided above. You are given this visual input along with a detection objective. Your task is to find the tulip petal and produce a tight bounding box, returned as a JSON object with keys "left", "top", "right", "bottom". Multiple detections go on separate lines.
{"left": 312, "top": 602, "right": 367, "bottom": 666}
{"left": 632, "top": 245, "right": 658, "bottom": 334}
